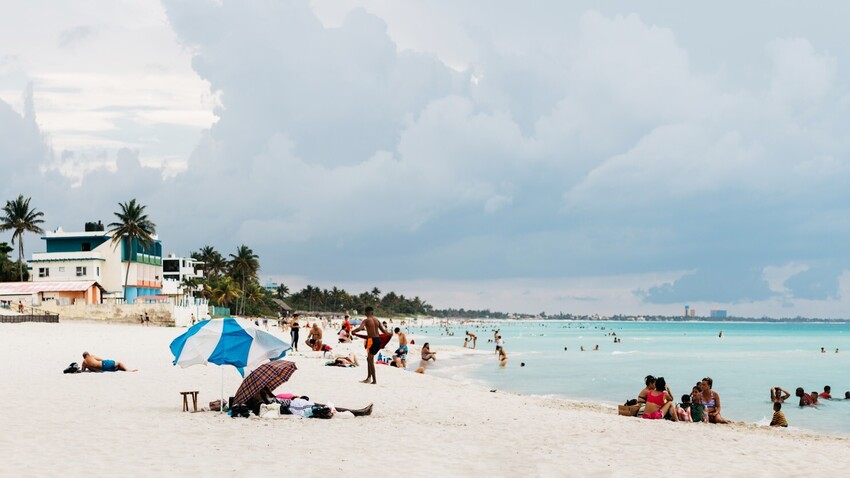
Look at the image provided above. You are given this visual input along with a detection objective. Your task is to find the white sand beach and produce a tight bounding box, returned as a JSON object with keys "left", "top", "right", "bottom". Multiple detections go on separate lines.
{"left": 3, "top": 321, "right": 849, "bottom": 477}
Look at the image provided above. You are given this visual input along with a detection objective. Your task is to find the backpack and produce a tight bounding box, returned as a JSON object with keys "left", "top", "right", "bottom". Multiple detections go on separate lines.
{"left": 63, "top": 362, "right": 80, "bottom": 374}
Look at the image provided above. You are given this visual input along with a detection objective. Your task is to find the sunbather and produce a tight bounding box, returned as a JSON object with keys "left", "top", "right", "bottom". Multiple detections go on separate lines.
{"left": 79, "top": 351, "right": 137, "bottom": 372}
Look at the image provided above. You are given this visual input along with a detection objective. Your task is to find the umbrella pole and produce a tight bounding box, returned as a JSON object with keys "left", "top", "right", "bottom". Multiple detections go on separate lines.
{"left": 220, "top": 367, "right": 225, "bottom": 414}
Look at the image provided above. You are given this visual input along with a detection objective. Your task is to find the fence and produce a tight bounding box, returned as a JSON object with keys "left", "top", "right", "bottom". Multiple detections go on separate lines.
{"left": 210, "top": 306, "right": 231, "bottom": 317}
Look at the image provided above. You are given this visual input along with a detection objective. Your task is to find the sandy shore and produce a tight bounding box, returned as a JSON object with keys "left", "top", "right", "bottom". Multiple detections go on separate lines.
{"left": 2, "top": 321, "right": 849, "bottom": 477}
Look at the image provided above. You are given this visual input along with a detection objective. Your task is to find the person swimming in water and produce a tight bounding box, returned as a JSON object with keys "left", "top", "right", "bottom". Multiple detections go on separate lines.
{"left": 771, "top": 386, "right": 791, "bottom": 403}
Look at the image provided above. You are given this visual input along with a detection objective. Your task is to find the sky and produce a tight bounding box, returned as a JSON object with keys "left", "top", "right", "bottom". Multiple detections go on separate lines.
{"left": 2, "top": 0, "right": 850, "bottom": 317}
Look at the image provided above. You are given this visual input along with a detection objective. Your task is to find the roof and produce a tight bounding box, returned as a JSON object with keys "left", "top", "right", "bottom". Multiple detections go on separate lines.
{"left": 28, "top": 257, "right": 106, "bottom": 263}
{"left": 271, "top": 298, "right": 292, "bottom": 310}
{"left": 0, "top": 281, "right": 105, "bottom": 295}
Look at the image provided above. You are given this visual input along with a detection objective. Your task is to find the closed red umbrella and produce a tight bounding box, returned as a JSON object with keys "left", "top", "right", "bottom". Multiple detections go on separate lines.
{"left": 233, "top": 360, "right": 298, "bottom": 405}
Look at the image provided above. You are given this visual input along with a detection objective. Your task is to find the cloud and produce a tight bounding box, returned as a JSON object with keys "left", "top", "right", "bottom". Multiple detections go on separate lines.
{"left": 6, "top": 2, "right": 850, "bottom": 317}
{"left": 58, "top": 26, "right": 93, "bottom": 48}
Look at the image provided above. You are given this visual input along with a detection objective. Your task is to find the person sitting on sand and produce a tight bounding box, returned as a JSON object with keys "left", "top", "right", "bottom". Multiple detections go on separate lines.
{"left": 796, "top": 387, "right": 814, "bottom": 406}
{"left": 338, "top": 328, "right": 351, "bottom": 343}
{"left": 700, "top": 377, "right": 729, "bottom": 424}
{"left": 416, "top": 343, "right": 437, "bottom": 374}
{"left": 642, "top": 376, "right": 677, "bottom": 421}
{"left": 690, "top": 385, "right": 707, "bottom": 423}
{"left": 677, "top": 394, "right": 693, "bottom": 422}
{"left": 308, "top": 323, "right": 323, "bottom": 351}
{"left": 392, "top": 328, "right": 408, "bottom": 368}
{"left": 819, "top": 385, "right": 832, "bottom": 400}
{"left": 770, "top": 402, "right": 788, "bottom": 427}
{"left": 80, "top": 351, "right": 137, "bottom": 372}
{"left": 637, "top": 375, "right": 656, "bottom": 405}
{"left": 771, "top": 387, "right": 791, "bottom": 403}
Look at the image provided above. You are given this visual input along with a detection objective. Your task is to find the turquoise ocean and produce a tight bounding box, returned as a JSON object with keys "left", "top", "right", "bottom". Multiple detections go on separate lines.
{"left": 409, "top": 321, "right": 850, "bottom": 436}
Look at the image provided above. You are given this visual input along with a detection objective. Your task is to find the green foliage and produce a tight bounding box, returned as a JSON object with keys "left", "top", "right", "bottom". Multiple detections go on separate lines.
{"left": 108, "top": 199, "right": 157, "bottom": 301}
{"left": 0, "top": 241, "right": 28, "bottom": 282}
{"left": 0, "top": 194, "right": 45, "bottom": 281}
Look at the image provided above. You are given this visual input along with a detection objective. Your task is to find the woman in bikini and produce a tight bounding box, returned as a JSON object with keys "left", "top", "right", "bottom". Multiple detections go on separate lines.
{"left": 700, "top": 377, "right": 729, "bottom": 424}
{"left": 642, "top": 376, "right": 678, "bottom": 420}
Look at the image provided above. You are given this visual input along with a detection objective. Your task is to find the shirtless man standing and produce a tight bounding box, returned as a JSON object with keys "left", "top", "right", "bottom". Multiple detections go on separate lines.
{"left": 80, "top": 351, "right": 137, "bottom": 372}
{"left": 351, "top": 307, "right": 391, "bottom": 384}
{"left": 392, "top": 327, "right": 408, "bottom": 368}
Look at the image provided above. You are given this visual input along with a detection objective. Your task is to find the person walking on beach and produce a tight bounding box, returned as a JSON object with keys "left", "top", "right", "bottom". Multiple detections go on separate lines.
{"left": 144, "top": 312, "right": 150, "bottom": 326}
{"left": 290, "top": 314, "right": 301, "bottom": 352}
{"left": 351, "top": 307, "right": 391, "bottom": 384}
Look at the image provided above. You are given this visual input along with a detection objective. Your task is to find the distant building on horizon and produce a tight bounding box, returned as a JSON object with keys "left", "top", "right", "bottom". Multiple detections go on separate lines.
{"left": 710, "top": 309, "right": 728, "bottom": 319}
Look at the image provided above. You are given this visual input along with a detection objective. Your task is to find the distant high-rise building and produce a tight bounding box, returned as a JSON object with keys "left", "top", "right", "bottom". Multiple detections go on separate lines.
{"left": 687, "top": 309, "right": 696, "bottom": 317}
{"left": 710, "top": 309, "right": 727, "bottom": 319}
{"left": 684, "top": 304, "right": 689, "bottom": 317}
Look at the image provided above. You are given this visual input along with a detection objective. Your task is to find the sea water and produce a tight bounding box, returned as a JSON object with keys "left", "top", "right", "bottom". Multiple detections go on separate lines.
{"left": 409, "top": 321, "right": 850, "bottom": 436}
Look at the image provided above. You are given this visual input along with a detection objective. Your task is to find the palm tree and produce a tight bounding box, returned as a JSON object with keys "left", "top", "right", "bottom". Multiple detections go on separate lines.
{"left": 193, "top": 245, "right": 227, "bottom": 278}
{"left": 276, "top": 283, "right": 290, "bottom": 299}
{"left": 0, "top": 194, "right": 46, "bottom": 281}
{"left": 229, "top": 245, "right": 259, "bottom": 315}
{"left": 107, "top": 199, "right": 156, "bottom": 302}
{"left": 210, "top": 276, "right": 241, "bottom": 308}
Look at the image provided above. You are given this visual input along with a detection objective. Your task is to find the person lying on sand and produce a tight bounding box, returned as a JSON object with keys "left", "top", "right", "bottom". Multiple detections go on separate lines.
{"left": 80, "top": 351, "right": 137, "bottom": 372}
{"left": 326, "top": 353, "right": 359, "bottom": 367}
{"left": 246, "top": 387, "right": 372, "bottom": 417}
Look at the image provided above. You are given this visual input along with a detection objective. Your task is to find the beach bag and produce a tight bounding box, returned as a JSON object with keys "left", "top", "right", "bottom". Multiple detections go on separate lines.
{"left": 63, "top": 362, "right": 80, "bottom": 374}
{"left": 618, "top": 404, "right": 641, "bottom": 417}
{"left": 209, "top": 400, "right": 221, "bottom": 412}
{"left": 310, "top": 405, "right": 333, "bottom": 419}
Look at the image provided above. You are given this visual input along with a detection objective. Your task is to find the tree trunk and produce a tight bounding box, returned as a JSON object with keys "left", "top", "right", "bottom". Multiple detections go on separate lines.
{"left": 18, "top": 236, "right": 24, "bottom": 282}
{"left": 123, "top": 240, "right": 131, "bottom": 302}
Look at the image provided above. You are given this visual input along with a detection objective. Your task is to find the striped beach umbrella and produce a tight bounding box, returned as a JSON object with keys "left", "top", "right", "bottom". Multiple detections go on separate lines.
{"left": 169, "top": 317, "right": 291, "bottom": 376}
{"left": 233, "top": 360, "right": 298, "bottom": 405}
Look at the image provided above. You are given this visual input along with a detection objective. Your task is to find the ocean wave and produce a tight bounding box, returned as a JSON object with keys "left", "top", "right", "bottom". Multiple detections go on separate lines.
{"left": 611, "top": 350, "right": 638, "bottom": 355}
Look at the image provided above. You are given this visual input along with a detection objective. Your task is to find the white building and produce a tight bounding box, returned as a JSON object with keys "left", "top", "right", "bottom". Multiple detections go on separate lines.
{"left": 29, "top": 226, "right": 163, "bottom": 304}
{"left": 161, "top": 254, "right": 204, "bottom": 296}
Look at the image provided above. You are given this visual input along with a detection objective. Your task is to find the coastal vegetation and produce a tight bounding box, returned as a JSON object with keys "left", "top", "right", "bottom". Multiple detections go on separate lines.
{"left": 108, "top": 199, "right": 157, "bottom": 301}
{"left": 0, "top": 194, "right": 45, "bottom": 281}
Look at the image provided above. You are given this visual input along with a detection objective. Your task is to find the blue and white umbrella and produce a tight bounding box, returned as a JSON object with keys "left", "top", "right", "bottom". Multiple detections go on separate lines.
{"left": 170, "top": 317, "right": 291, "bottom": 376}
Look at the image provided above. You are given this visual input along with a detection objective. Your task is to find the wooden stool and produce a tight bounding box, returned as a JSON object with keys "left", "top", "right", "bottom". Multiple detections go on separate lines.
{"left": 181, "top": 391, "right": 199, "bottom": 412}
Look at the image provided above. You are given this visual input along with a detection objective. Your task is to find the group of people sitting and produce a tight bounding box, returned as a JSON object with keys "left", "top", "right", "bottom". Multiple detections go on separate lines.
{"left": 637, "top": 375, "right": 729, "bottom": 424}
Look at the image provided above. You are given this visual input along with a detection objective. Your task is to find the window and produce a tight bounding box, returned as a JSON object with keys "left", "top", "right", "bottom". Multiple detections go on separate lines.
{"left": 58, "top": 267, "right": 65, "bottom": 272}
{"left": 39, "top": 267, "right": 49, "bottom": 278}
{"left": 81, "top": 242, "right": 91, "bottom": 252}
{"left": 76, "top": 266, "right": 87, "bottom": 277}
{"left": 96, "top": 267, "right": 100, "bottom": 276}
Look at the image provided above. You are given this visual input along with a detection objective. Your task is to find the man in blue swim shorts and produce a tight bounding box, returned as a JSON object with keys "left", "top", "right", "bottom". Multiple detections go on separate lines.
{"left": 392, "top": 327, "right": 408, "bottom": 368}
{"left": 80, "top": 351, "right": 137, "bottom": 372}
